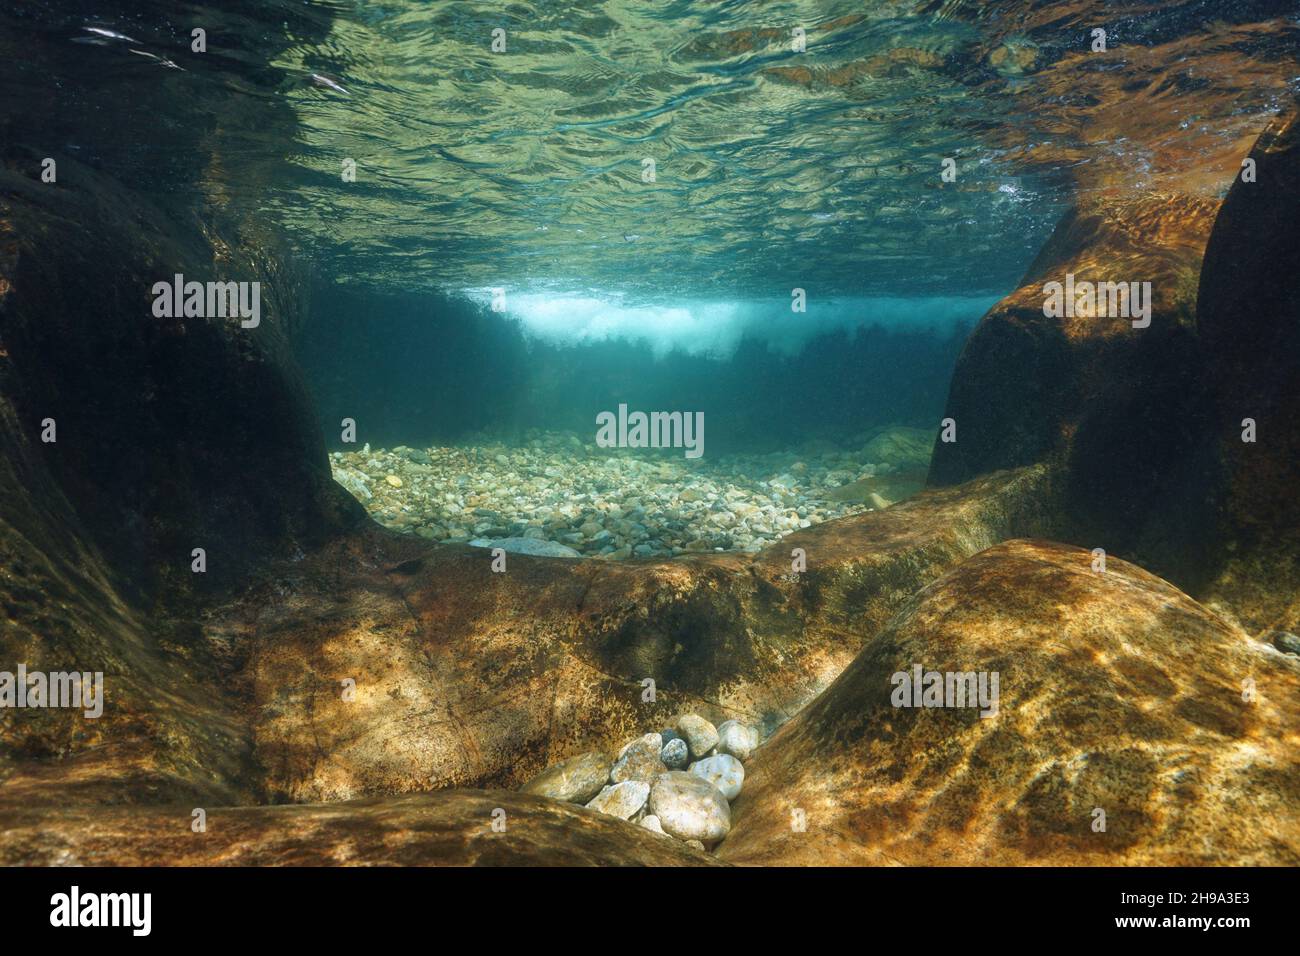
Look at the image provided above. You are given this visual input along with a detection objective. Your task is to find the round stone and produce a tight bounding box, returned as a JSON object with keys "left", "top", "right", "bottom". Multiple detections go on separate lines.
{"left": 648, "top": 771, "right": 731, "bottom": 843}
{"left": 675, "top": 714, "right": 719, "bottom": 759}
{"left": 689, "top": 753, "right": 745, "bottom": 801}
{"left": 660, "top": 737, "right": 689, "bottom": 769}
{"left": 716, "top": 720, "right": 760, "bottom": 761}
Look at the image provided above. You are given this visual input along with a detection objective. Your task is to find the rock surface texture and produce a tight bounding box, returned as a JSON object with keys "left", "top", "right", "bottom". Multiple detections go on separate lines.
{"left": 0, "top": 790, "right": 721, "bottom": 867}
{"left": 719, "top": 540, "right": 1300, "bottom": 866}
{"left": 1193, "top": 111, "right": 1300, "bottom": 637}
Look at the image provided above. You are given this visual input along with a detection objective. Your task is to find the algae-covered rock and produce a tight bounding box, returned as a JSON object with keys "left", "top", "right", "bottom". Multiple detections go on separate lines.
{"left": 0, "top": 791, "right": 722, "bottom": 867}
{"left": 721, "top": 539, "right": 1300, "bottom": 866}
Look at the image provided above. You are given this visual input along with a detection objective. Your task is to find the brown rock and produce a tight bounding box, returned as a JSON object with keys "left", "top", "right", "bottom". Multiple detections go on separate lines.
{"left": 610, "top": 734, "right": 668, "bottom": 785}
{"left": 1193, "top": 109, "right": 1300, "bottom": 636}
{"left": 0, "top": 790, "right": 723, "bottom": 867}
{"left": 926, "top": 192, "right": 1221, "bottom": 587}
{"left": 211, "top": 465, "right": 1053, "bottom": 803}
{"left": 720, "top": 540, "right": 1300, "bottom": 866}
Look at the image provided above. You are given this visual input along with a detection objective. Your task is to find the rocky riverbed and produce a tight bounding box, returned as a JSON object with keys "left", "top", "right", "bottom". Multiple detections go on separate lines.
{"left": 330, "top": 425, "right": 934, "bottom": 558}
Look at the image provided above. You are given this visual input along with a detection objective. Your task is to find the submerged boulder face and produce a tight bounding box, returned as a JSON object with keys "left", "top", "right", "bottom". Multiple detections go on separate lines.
{"left": 928, "top": 192, "right": 1217, "bottom": 487}
{"left": 0, "top": 154, "right": 363, "bottom": 597}
{"left": 0, "top": 790, "right": 723, "bottom": 867}
{"left": 0, "top": 154, "right": 366, "bottom": 809}
{"left": 926, "top": 193, "right": 1221, "bottom": 583}
{"left": 719, "top": 539, "right": 1300, "bottom": 866}
{"left": 1194, "top": 109, "right": 1300, "bottom": 635}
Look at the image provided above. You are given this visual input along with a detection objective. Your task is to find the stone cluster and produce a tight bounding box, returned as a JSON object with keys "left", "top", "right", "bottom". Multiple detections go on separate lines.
{"left": 521, "top": 714, "right": 762, "bottom": 851}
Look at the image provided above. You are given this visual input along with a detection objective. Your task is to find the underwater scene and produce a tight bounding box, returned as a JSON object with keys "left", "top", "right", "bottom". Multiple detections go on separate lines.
{"left": 0, "top": 0, "right": 1298, "bottom": 920}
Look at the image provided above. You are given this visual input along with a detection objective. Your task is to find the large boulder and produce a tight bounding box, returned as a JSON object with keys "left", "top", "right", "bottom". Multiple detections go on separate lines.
{"left": 927, "top": 193, "right": 1220, "bottom": 586}
{"left": 927, "top": 107, "right": 1300, "bottom": 622}
{"left": 720, "top": 540, "right": 1300, "bottom": 866}
{"left": 1193, "top": 109, "right": 1300, "bottom": 635}
{"left": 0, "top": 790, "right": 722, "bottom": 867}
{"left": 0, "top": 157, "right": 361, "bottom": 809}
{"left": 0, "top": 156, "right": 363, "bottom": 597}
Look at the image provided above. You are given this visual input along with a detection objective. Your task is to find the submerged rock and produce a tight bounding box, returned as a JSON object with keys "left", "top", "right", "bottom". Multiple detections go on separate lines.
{"left": 689, "top": 754, "right": 745, "bottom": 801}
{"left": 0, "top": 791, "right": 721, "bottom": 867}
{"left": 861, "top": 426, "right": 935, "bottom": 470}
{"left": 1193, "top": 109, "right": 1300, "bottom": 634}
{"left": 720, "top": 540, "right": 1300, "bottom": 866}
{"left": 521, "top": 750, "right": 610, "bottom": 804}
{"left": 586, "top": 781, "right": 650, "bottom": 820}
{"left": 649, "top": 772, "right": 731, "bottom": 844}
{"left": 716, "top": 720, "right": 759, "bottom": 761}
{"left": 611, "top": 734, "right": 669, "bottom": 784}
{"left": 660, "top": 737, "right": 690, "bottom": 769}
{"left": 467, "top": 536, "right": 581, "bottom": 558}
{"left": 675, "top": 714, "right": 719, "bottom": 759}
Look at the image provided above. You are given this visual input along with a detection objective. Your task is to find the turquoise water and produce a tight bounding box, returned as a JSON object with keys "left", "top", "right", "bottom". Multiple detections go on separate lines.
{"left": 3, "top": 1, "right": 1295, "bottom": 455}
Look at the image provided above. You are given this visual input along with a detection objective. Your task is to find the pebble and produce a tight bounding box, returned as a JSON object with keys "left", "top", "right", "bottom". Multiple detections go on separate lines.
{"left": 648, "top": 771, "right": 731, "bottom": 843}
{"left": 521, "top": 750, "right": 611, "bottom": 804}
{"left": 660, "top": 737, "right": 689, "bottom": 769}
{"left": 716, "top": 720, "right": 760, "bottom": 761}
{"left": 611, "top": 733, "right": 669, "bottom": 784}
{"left": 328, "top": 428, "right": 905, "bottom": 559}
{"left": 639, "top": 814, "right": 666, "bottom": 835}
{"left": 689, "top": 753, "right": 745, "bottom": 801}
{"left": 675, "top": 714, "right": 719, "bottom": 759}
{"left": 586, "top": 781, "right": 650, "bottom": 820}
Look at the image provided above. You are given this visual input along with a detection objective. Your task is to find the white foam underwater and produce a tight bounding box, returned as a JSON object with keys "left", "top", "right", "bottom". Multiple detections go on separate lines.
{"left": 462, "top": 290, "right": 1000, "bottom": 358}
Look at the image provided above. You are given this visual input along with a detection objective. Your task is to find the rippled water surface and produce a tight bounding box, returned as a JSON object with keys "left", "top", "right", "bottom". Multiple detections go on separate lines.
{"left": 3, "top": 1, "right": 1297, "bottom": 302}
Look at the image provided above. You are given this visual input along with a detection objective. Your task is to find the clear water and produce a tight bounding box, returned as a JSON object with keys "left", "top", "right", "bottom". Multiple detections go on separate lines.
{"left": 12, "top": 1, "right": 1294, "bottom": 299}
{"left": 4, "top": 0, "right": 1296, "bottom": 554}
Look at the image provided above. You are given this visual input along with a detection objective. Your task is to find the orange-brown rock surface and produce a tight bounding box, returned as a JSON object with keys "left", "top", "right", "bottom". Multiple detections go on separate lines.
{"left": 0, "top": 789, "right": 722, "bottom": 867}
{"left": 719, "top": 539, "right": 1300, "bottom": 866}
{"left": 929, "top": 105, "right": 1300, "bottom": 630}
{"left": 923, "top": 188, "right": 1215, "bottom": 555}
